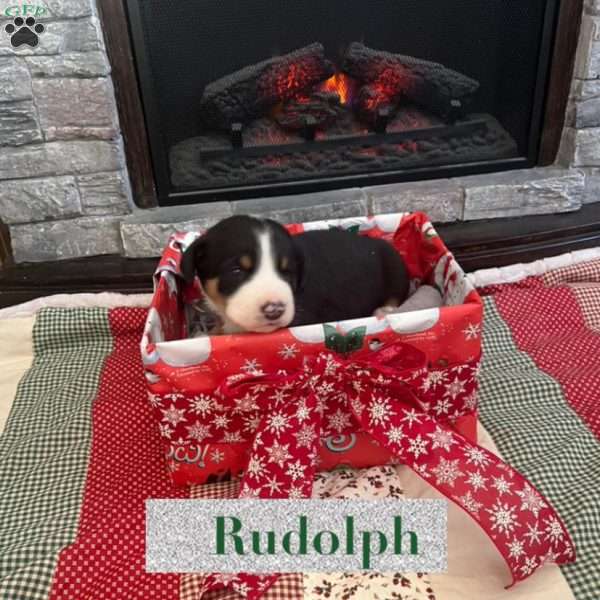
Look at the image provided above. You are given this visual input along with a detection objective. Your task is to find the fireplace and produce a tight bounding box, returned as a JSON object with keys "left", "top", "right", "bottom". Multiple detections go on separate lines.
{"left": 125, "top": 0, "right": 561, "bottom": 205}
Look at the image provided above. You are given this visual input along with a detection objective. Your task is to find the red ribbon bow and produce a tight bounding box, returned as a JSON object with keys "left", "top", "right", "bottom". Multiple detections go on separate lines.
{"left": 201, "top": 343, "right": 575, "bottom": 599}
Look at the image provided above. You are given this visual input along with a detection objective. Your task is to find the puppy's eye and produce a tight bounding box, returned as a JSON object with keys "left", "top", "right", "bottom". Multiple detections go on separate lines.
{"left": 239, "top": 255, "right": 253, "bottom": 271}
{"left": 231, "top": 266, "right": 243, "bottom": 274}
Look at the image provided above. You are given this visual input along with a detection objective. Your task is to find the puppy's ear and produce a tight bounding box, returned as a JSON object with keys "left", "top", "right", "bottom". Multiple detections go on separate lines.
{"left": 181, "top": 235, "right": 206, "bottom": 284}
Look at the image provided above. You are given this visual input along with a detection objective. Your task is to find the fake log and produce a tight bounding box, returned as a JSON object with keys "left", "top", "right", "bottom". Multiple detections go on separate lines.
{"left": 275, "top": 91, "right": 343, "bottom": 131}
{"left": 355, "top": 84, "right": 400, "bottom": 126}
{"left": 200, "top": 43, "right": 335, "bottom": 130}
{"left": 342, "top": 42, "right": 479, "bottom": 119}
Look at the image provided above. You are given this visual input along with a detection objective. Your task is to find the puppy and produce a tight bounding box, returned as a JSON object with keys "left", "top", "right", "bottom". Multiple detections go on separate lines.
{"left": 181, "top": 215, "right": 409, "bottom": 334}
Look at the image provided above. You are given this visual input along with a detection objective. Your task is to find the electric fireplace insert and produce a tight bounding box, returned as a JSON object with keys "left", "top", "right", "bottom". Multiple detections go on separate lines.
{"left": 125, "top": 0, "right": 561, "bottom": 205}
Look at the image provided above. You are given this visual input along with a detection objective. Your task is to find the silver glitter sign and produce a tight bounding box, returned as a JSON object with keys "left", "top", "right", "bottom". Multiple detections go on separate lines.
{"left": 146, "top": 499, "right": 447, "bottom": 573}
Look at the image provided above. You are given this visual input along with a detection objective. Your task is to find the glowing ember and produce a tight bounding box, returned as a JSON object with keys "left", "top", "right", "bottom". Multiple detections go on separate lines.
{"left": 272, "top": 61, "right": 324, "bottom": 101}
{"left": 363, "top": 83, "right": 391, "bottom": 111}
{"left": 357, "top": 147, "right": 379, "bottom": 157}
{"left": 394, "top": 141, "right": 419, "bottom": 153}
{"left": 319, "top": 72, "right": 356, "bottom": 105}
{"left": 262, "top": 156, "right": 284, "bottom": 167}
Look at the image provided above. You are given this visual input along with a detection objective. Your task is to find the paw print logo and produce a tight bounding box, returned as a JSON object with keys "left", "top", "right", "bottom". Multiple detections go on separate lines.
{"left": 4, "top": 17, "right": 45, "bottom": 48}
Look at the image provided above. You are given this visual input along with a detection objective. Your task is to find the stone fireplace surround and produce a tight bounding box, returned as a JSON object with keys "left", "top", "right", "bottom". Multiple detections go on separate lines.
{"left": 0, "top": 0, "right": 598, "bottom": 263}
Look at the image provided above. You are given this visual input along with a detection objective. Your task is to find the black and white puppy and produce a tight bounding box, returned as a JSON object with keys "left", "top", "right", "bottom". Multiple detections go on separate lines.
{"left": 181, "top": 215, "right": 409, "bottom": 334}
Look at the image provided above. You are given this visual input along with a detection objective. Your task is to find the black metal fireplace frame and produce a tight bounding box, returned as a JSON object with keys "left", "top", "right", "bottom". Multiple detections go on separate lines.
{"left": 120, "top": 0, "right": 565, "bottom": 207}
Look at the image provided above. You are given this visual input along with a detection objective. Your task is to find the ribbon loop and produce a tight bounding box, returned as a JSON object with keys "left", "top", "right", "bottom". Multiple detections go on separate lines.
{"left": 202, "top": 342, "right": 574, "bottom": 599}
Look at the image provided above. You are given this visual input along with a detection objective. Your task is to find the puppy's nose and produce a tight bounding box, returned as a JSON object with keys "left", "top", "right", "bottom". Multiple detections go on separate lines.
{"left": 261, "top": 301, "right": 285, "bottom": 321}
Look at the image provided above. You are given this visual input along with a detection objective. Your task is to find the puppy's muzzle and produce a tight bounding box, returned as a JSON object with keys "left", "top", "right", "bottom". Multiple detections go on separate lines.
{"left": 261, "top": 301, "right": 286, "bottom": 321}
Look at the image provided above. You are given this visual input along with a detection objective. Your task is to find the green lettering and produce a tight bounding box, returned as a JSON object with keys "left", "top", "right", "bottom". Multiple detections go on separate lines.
{"left": 282, "top": 515, "right": 308, "bottom": 555}
{"left": 313, "top": 530, "right": 340, "bottom": 555}
{"left": 345, "top": 515, "right": 354, "bottom": 554}
{"left": 393, "top": 516, "right": 418, "bottom": 555}
{"left": 361, "top": 530, "right": 388, "bottom": 568}
{"left": 251, "top": 530, "right": 276, "bottom": 555}
{"left": 215, "top": 516, "right": 245, "bottom": 555}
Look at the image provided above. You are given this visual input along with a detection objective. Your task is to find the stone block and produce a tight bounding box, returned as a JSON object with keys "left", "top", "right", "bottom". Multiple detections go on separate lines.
{"left": 0, "top": 100, "right": 42, "bottom": 146}
{"left": 570, "top": 79, "right": 600, "bottom": 128}
{"left": 365, "top": 179, "right": 463, "bottom": 222}
{"left": 25, "top": 51, "right": 110, "bottom": 78}
{"left": 77, "top": 171, "right": 131, "bottom": 216}
{"left": 10, "top": 215, "right": 123, "bottom": 262}
{"left": 573, "top": 98, "right": 600, "bottom": 128}
{"left": 60, "top": 17, "right": 105, "bottom": 52}
{"left": 0, "top": 18, "right": 101, "bottom": 56}
{"left": 0, "top": 176, "right": 81, "bottom": 224}
{"left": 120, "top": 203, "right": 233, "bottom": 258}
{"left": 39, "top": 0, "right": 93, "bottom": 19}
{"left": 0, "top": 57, "right": 32, "bottom": 101}
{"left": 0, "top": 20, "right": 57, "bottom": 55}
{"left": 231, "top": 189, "right": 368, "bottom": 224}
{"left": 0, "top": 140, "right": 123, "bottom": 179}
{"left": 462, "top": 168, "right": 584, "bottom": 220}
{"left": 575, "top": 16, "right": 600, "bottom": 79}
{"left": 587, "top": 0, "right": 600, "bottom": 15}
{"left": 582, "top": 167, "right": 600, "bottom": 203}
{"left": 573, "top": 79, "right": 600, "bottom": 100}
{"left": 33, "top": 77, "right": 119, "bottom": 140}
{"left": 571, "top": 127, "right": 600, "bottom": 165}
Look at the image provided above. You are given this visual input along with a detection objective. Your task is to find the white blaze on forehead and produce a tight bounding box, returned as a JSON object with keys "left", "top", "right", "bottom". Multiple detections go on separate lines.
{"left": 224, "top": 227, "right": 295, "bottom": 333}
{"left": 257, "top": 229, "right": 279, "bottom": 283}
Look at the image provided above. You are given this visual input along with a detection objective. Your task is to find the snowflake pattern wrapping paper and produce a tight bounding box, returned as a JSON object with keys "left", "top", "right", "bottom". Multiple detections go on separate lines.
{"left": 142, "top": 212, "right": 482, "bottom": 487}
{"left": 141, "top": 212, "right": 575, "bottom": 599}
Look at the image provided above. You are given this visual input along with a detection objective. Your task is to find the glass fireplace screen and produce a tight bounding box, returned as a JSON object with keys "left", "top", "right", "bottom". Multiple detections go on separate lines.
{"left": 126, "top": 0, "right": 560, "bottom": 205}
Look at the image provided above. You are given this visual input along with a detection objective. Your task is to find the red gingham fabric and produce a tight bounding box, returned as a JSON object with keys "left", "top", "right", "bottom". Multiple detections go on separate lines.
{"left": 542, "top": 258, "right": 600, "bottom": 288}
{"left": 181, "top": 481, "right": 303, "bottom": 600}
{"left": 570, "top": 284, "right": 600, "bottom": 332}
{"left": 493, "top": 285, "right": 600, "bottom": 438}
{"left": 48, "top": 308, "right": 187, "bottom": 600}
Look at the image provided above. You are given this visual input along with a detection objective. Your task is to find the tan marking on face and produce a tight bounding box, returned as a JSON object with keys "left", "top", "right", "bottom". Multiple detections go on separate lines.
{"left": 203, "top": 277, "right": 226, "bottom": 312}
{"left": 239, "top": 254, "right": 253, "bottom": 270}
{"left": 280, "top": 256, "right": 289, "bottom": 270}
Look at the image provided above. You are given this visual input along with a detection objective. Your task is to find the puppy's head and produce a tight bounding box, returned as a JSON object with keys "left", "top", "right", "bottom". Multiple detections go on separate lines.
{"left": 182, "top": 216, "right": 302, "bottom": 333}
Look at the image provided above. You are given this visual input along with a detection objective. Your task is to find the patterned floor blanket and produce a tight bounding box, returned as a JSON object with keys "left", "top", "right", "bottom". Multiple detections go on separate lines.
{"left": 1, "top": 257, "right": 599, "bottom": 600}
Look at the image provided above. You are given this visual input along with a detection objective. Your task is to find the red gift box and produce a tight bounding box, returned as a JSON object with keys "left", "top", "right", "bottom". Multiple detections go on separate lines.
{"left": 141, "top": 212, "right": 482, "bottom": 487}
